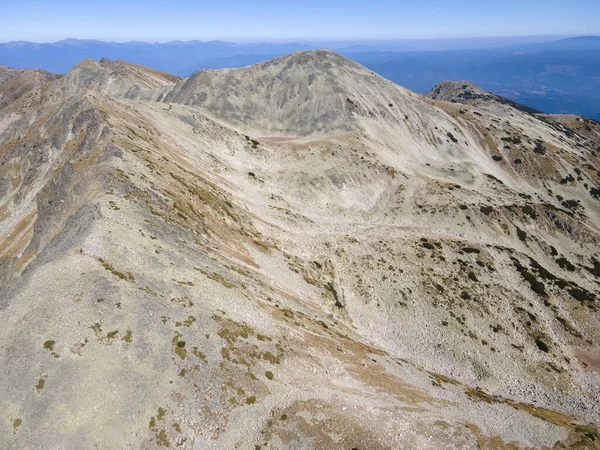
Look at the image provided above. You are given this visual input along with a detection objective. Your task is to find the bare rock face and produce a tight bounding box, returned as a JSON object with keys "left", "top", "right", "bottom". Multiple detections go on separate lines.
{"left": 1, "top": 51, "right": 599, "bottom": 449}
{"left": 162, "top": 49, "right": 423, "bottom": 137}
{"left": 0, "top": 65, "right": 61, "bottom": 118}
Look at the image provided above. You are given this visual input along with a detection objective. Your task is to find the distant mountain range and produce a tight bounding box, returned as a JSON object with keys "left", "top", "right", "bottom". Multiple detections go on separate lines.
{"left": 351, "top": 37, "right": 600, "bottom": 121}
{"left": 1, "top": 36, "right": 600, "bottom": 119}
{"left": 0, "top": 39, "right": 317, "bottom": 75}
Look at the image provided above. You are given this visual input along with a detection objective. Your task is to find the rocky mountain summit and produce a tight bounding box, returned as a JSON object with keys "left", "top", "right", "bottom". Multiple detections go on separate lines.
{"left": 1, "top": 50, "right": 599, "bottom": 449}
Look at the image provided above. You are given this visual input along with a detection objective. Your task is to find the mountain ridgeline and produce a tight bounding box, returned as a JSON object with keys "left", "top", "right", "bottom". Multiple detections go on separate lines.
{"left": 3, "top": 36, "right": 600, "bottom": 119}
{"left": 0, "top": 51, "right": 599, "bottom": 449}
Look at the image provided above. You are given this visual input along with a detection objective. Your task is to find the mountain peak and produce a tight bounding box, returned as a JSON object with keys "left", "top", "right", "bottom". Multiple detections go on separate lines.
{"left": 426, "top": 80, "right": 496, "bottom": 102}
{"left": 162, "top": 48, "right": 401, "bottom": 136}
{"left": 70, "top": 57, "right": 100, "bottom": 71}
{"left": 54, "top": 57, "right": 178, "bottom": 99}
{"left": 426, "top": 80, "right": 543, "bottom": 114}
{"left": 261, "top": 48, "right": 358, "bottom": 69}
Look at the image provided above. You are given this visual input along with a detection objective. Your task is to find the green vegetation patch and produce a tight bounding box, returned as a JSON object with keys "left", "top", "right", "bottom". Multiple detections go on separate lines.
{"left": 106, "top": 330, "right": 119, "bottom": 339}
{"left": 35, "top": 378, "right": 46, "bottom": 392}
{"left": 208, "top": 272, "right": 236, "bottom": 289}
{"left": 97, "top": 257, "right": 134, "bottom": 281}
{"left": 43, "top": 340, "right": 59, "bottom": 358}
{"left": 122, "top": 330, "right": 133, "bottom": 343}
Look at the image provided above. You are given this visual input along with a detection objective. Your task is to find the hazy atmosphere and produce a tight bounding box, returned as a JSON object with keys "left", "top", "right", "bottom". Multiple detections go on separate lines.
{"left": 1, "top": 0, "right": 599, "bottom": 41}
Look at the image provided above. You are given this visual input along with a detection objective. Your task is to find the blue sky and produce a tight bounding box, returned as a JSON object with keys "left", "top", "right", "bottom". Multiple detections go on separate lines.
{"left": 1, "top": 0, "right": 599, "bottom": 42}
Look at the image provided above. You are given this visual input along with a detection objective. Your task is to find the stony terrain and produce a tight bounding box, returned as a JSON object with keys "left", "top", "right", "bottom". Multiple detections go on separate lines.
{"left": 1, "top": 51, "right": 599, "bottom": 449}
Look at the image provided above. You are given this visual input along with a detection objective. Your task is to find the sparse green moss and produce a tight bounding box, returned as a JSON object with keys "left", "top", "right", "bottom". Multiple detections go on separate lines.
{"left": 464, "top": 384, "right": 599, "bottom": 445}
{"left": 465, "top": 388, "right": 495, "bottom": 404}
{"left": 262, "top": 351, "right": 282, "bottom": 364}
{"left": 183, "top": 316, "right": 196, "bottom": 327}
{"left": 192, "top": 347, "right": 206, "bottom": 361}
{"left": 156, "top": 428, "right": 169, "bottom": 447}
{"left": 106, "top": 330, "right": 119, "bottom": 339}
{"left": 429, "top": 371, "right": 460, "bottom": 386}
{"left": 208, "top": 272, "right": 236, "bottom": 289}
{"left": 172, "top": 279, "right": 194, "bottom": 286}
{"left": 122, "top": 330, "right": 133, "bottom": 343}
{"left": 265, "top": 371, "right": 274, "bottom": 380}
{"left": 43, "top": 340, "right": 55, "bottom": 350}
{"left": 221, "top": 348, "right": 231, "bottom": 360}
{"left": 174, "top": 347, "right": 186, "bottom": 360}
{"left": 35, "top": 378, "right": 45, "bottom": 392}
{"left": 97, "top": 257, "right": 134, "bottom": 281}
{"left": 12, "top": 418, "right": 22, "bottom": 433}
{"left": 245, "top": 396, "right": 256, "bottom": 405}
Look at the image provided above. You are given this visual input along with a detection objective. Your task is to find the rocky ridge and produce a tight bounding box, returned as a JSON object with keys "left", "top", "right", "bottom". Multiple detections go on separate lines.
{"left": 0, "top": 51, "right": 599, "bottom": 449}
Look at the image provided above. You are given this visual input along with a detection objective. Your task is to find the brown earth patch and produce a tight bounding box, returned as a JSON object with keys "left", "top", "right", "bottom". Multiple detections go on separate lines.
{"left": 575, "top": 347, "right": 600, "bottom": 375}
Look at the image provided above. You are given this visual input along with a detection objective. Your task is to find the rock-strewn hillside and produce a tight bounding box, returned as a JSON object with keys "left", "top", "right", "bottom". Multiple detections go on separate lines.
{"left": 0, "top": 65, "right": 61, "bottom": 113}
{"left": 1, "top": 52, "right": 599, "bottom": 449}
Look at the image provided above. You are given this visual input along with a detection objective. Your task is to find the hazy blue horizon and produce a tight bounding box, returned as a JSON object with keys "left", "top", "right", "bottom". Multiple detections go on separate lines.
{"left": 0, "top": 35, "right": 579, "bottom": 45}
{"left": 1, "top": 0, "right": 599, "bottom": 42}
{"left": 1, "top": 35, "right": 593, "bottom": 54}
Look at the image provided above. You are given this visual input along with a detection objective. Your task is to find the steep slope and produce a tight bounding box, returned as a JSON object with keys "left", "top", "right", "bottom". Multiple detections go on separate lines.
{"left": 161, "top": 50, "right": 363, "bottom": 136}
{"left": 0, "top": 58, "right": 182, "bottom": 287}
{"left": 162, "top": 49, "right": 442, "bottom": 138}
{"left": 0, "top": 65, "right": 60, "bottom": 113}
{"left": 59, "top": 57, "right": 180, "bottom": 98}
{"left": 539, "top": 114, "right": 600, "bottom": 146}
{"left": 1, "top": 53, "right": 599, "bottom": 449}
